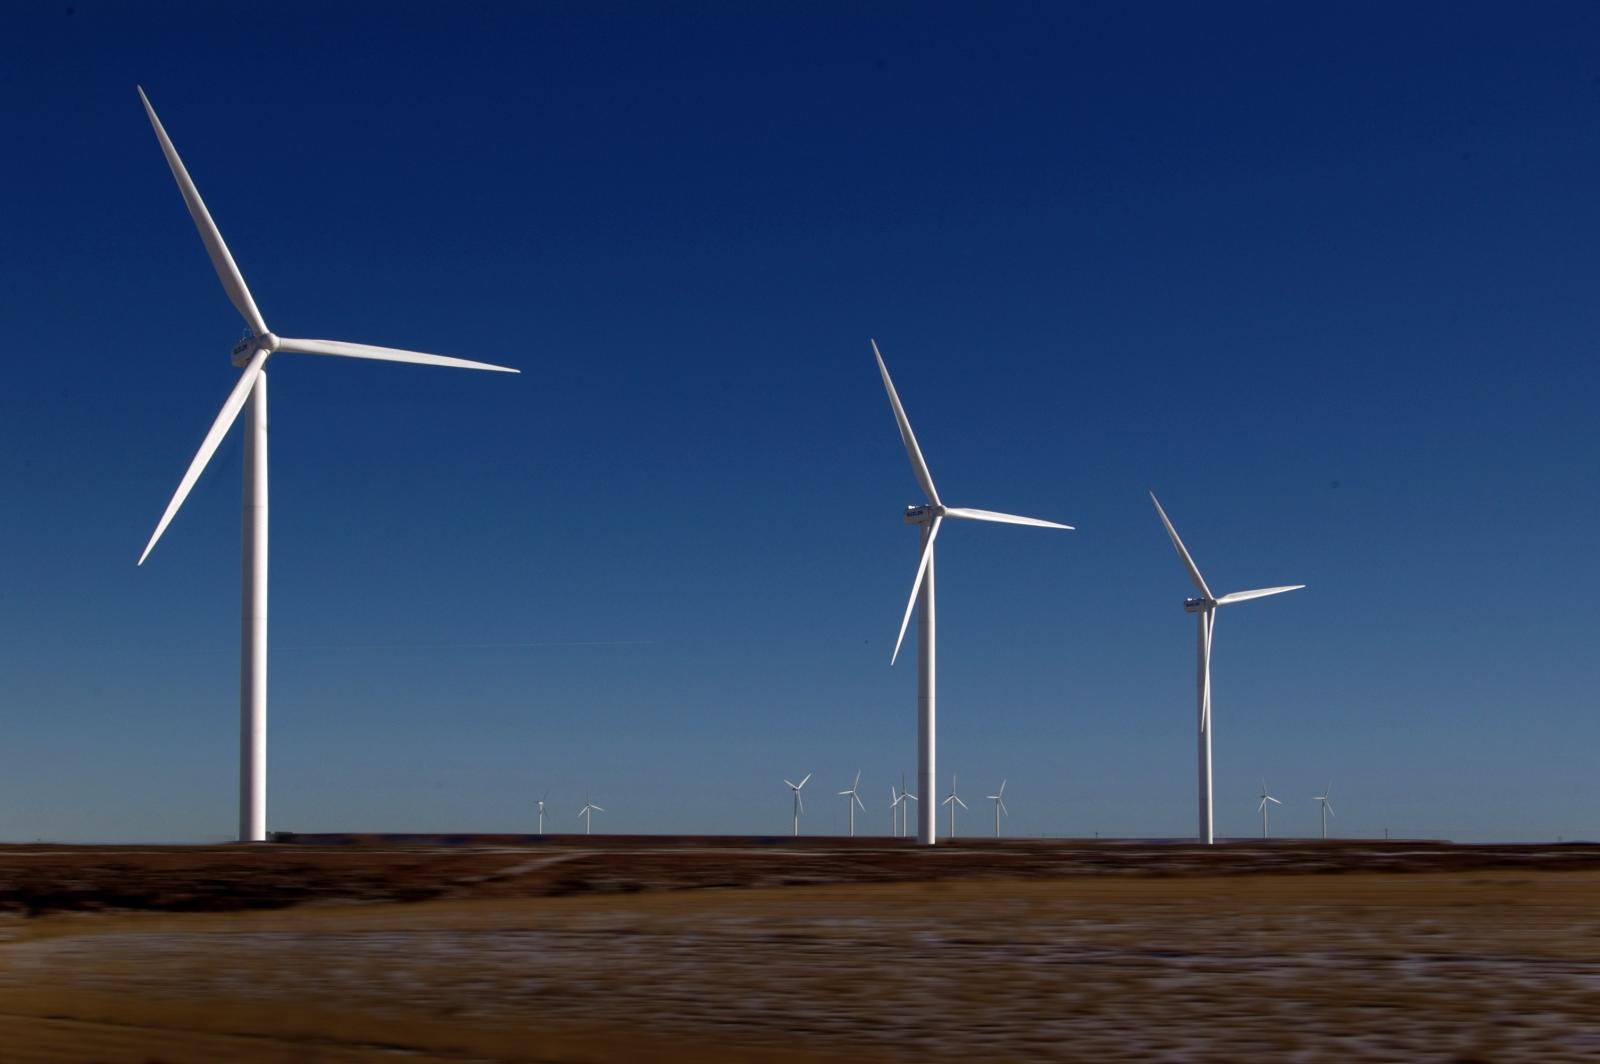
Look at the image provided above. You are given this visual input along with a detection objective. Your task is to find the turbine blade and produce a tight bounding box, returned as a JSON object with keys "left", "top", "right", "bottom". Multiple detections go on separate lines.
{"left": 941, "top": 507, "right": 1073, "bottom": 531}
{"left": 783, "top": 779, "right": 797, "bottom": 789}
{"left": 854, "top": 793, "right": 866, "bottom": 812}
{"left": 999, "top": 798, "right": 1008, "bottom": 816}
{"left": 1215, "top": 585, "right": 1306, "bottom": 606}
{"left": 853, "top": 769, "right": 862, "bottom": 790}
{"left": 1200, "top": 609, "right": 1215, "bottom": 733}
{"left": 890, "top": 516, "right": 942, "bottom": 665}
{"left": 137, "top": 87, "right": 269, "bottom": 337}
{"left": 798, "top": 773, "right": 811, "bottom": 789}
{"left": 999, "top": 779, "right": 1006, "bottom": 796}
{"left": 1268, "top": 796, "right": 1282, "bottom": 805}
{"left": 139, "top": 350, "right": 268, "bottom": 565}
{"left": 955, "top": 796, "right": 968, "bottom": 810}
{"left": 872, "top": 340, "right": 941, "bottom": 506}
{"left": 1149, "top": 492, "right": 1211, "bottom": 598}
{"left": 1326, "top": 802, "right": 1335, "bottom": 817}
{"left": 592, "top": 805, "right": 604, "bottom": 812}
{"left": 275, "top": 337, "right": 519, "bottom": 374}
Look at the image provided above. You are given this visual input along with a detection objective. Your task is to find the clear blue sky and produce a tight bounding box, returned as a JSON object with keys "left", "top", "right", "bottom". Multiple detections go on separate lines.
{"left": 2, "top": 3, "right": 1597, "bottom": 842}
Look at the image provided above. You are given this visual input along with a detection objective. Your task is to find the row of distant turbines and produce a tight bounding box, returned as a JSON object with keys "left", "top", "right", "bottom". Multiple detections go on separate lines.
{"left": 133, "top": 86, "right": 1304, "bottom": 846}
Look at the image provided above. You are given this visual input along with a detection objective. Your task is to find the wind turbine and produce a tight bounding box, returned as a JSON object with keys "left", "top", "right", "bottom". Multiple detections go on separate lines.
{"left": 941, "top": 773, "right": 968, "bottom": 839}
{"left": 1314, "top": 783, "right": 1335, "bottom": 839}
{"left": 874, "top": 342, "right": 1072, "bottom": 845}
{"left": 1258, "top": 780, "right": 1282, "bottom": 838}
{"left": 890, "top": 784, "right": 903, "bottom": 837}
{"left": 1150, "top": 492, "right": 1303, "bottom": 846}
{"left": 537, "top": 790, "right": 549, "bottom": 836}
{"left": 837, "top": 771, "right": 866, "bottom": 837}
{"left": 784, "top": 773, "right": 811, "bottom": 836}
{"left": 578, "top": 799, "right": 604, "bottom": 835}
{"left": 134, "top": 88, "right": 519, "bottom": 843}
{"left": 986, "top": 779, "right": 1009, "bottom": 837}
{"left": 899, "top": 771, "right": 917, "bottom": 838}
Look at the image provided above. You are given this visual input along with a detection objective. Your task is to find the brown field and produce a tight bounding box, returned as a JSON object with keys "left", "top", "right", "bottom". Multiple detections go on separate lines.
{"left": 2, "top": 838, "right": 1599, "bottom": 1062}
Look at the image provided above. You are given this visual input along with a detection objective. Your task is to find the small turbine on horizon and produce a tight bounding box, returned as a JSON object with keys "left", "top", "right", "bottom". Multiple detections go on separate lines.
{"left": 537, "top": 790, "right": 549, "bottom": 836}
{"left": 785, "top": 773, "right": 812, "bottom": 837}
{"left": 838, "top": 770, "right": 866, "bottom": 837}
{"left": 986, "top": 779, "right": 1009, "bottom": 837}
{"left": 578, "top": 799, "right": 604, "bottom": 835}
{"left": 1314, "top": 784, "right": 1335, "bottom": 839}
{"left": 942, "top": 773, "right": 968, "bottom": 839}
{"left": 1258, "top": 780, "right": 1282, "bottom": 839}
{"left": 875, "top": 342, "right": 1072, "bottom": 846}
{"left": 1151, "top": 492, "right": 1303, "bottom": 846}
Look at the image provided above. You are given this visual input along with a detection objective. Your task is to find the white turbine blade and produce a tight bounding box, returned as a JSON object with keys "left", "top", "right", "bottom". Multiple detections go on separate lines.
{"left": 798, "top": 773, "right": 812, "bottom": 789}
{"left": 998, "top": 779, "right": 1006, "bottom": 797}
{"left": 853, "top": 769, "right": 862, "bottom": 791}
{"left": 592, "top": 805, "right": 604, "bottom": 813}
{"left": 890, "top": 515, "right": 942, "bottom": 665}
{"left": 1258, "top": 797, "right": 1268, "bottom": 812}
{"left": 998, "top": 798, "right": 1008, "bottom": 816}
{"left": 139, "top": 349, "right": 269, "bottom": 565}
{"left": 1149, "top": 492, "right": 1211, "bottom": 599}
{"left": 783, "top": 779, "right": 798, "bottom": 790}
{"left": 1326, "top": 802, "right": 1335, "bottom": 817}
{"left": 872, "top": 340, "right": 941, "bottom": 506}
{"left": 853, "top": 793, "right": 866, "bottom": 812}
{"left": 275, "top": 337, "right": 519, "bottom": 374}
{"left": 942, "top": 794, "right": 954, "bottom": 806}
{"left": 838, "top": 788, "right": 853, "bottom": 796}
{"left": 955, "top": 796, "right": 968, "bottom": 810}
{"left": 941, "top": 507, "right": 1073, "bottom": 531}
{"left": 1267, "top": 796, "right": 1282, "bottom": 806}
{"left": 796, "top": 793, "right": 804, "bottom": 814}
{"left": 1200, "top": 609, "right": 1215, "bottom": 732}
{"left": 137, "top": 87, "right": 269, "bottom": 338}
{"left": 1215, "top": 585, "right": 1305, "bottom": 606}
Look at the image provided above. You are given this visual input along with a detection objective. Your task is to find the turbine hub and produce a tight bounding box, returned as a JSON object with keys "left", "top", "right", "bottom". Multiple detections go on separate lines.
{"left": 1183, "top": 596, "right": 1216, "bottom": 613}
{"left": 903, "top": 504, "right": 941, "bottom": 526}
{"left": 230, "top": 332, "right": 279, "bottom": 367}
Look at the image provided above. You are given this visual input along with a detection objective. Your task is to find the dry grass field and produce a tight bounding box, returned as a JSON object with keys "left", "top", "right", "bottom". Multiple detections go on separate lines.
{"left": 2, "top": 839, "right": 1598, "bottom": 1062}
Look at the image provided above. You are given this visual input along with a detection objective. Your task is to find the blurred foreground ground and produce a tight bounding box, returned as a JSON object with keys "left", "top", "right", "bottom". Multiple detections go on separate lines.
{"left": 1, "top": 838, "right": 1598, "bottom": 1061}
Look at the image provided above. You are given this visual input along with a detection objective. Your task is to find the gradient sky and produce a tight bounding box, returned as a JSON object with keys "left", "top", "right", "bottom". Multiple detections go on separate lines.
{"left": 2, "top": 3, "right": 1597, "bottom": 842}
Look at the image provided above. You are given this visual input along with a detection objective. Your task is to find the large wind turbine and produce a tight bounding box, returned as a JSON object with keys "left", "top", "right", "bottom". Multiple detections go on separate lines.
{"left": 134, "top": 88, "right": 519, "bottom": 842}
{"left": 837, "top": 770, "right": 866, "bottom": 837}
{"left": 874, "top": 341, "right": 1072, "bottom": 845}
{"left": 1257, "top": 780, "right": 1283, "bottom": 838}
{"left": 1314, "top": 784, "right": 1335, "bottom": 839}
{"left": 784, "top": 773, "right": 811, "bottom": 836}
{"left": 941, "top": 773, "right": 967, "bottom": 839}
{"left": 986, "top": 779, "right": 1009, "bottom": 838}
{"left": 1150, "top": 492, "right": 1302, "bottom": 846}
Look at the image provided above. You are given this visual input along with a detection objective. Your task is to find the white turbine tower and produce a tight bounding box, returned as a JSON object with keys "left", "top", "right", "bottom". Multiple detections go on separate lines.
{"left": 987, "top": 779, "right": 1009, "bottom": 837}
{"left": 1314, "top": 784, "right": 1335, "bottom": 839}
{"left": 578, "top": 800, "right": 604, "bottom": 835}
{"left": 941, "top": 773, "right": 968, "bottom": 839}
{"left": 785, "top": 773, "right": 811, "bottom": 837}
{"left": 537, "top": 790, "right": 549, "bottom": 836}
{"left": 1150, "top": 492, "right": 1303, "bottom": 846}
{"left": 874, "top": 342, "right": 1072, "bottom": 846}
{"left": 134, "top": 88, "right": 519, "bottom": 843}
{"left": 837, "top": 771, "right": 866, "bottom": 837}
{"left": 899, "top": 771, "right": 917, "bottom": 838}
{"left": 1258, "top": 780, "right": 1282, "bottom": 839}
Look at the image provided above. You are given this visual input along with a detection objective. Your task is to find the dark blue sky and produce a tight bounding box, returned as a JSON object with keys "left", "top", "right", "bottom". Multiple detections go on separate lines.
{"left": 2, "top": 3, "right": 1597, "bottom": 841}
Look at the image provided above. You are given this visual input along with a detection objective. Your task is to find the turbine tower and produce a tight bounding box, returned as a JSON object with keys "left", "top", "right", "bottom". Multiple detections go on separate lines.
{"left": 578, "top": 800, "right": 604, "bottom": 835}
{"left": 134, "top": 88, "right": 518, "bottom": 842}
{"left": 1258, "top": 780, "right": 1282, "bottom": 838}
{"left": 874, "top": 342, "right": 1072, "bottom": 845}
{"left": 1150, "top": 492, "right": 1303, "bottom": 846}
{"left": 837, "top": 771, "right": 866, "bottom": 837}
{"left": 1314, "top": 784, "right": 1335, "bottom": 839}
{"left": 890, "top": 784, "right": 903, "bottom": 837}
{"left": 784, "top": 773, "right": 811, "bottom": 836}
{"left": 941, "top": 773, "right": 968, "bottom": 839}
{"left": 537, "top": 790, "right": 549, "bottom": 836}
{"left": 986, "top": 779, "right": 1009, "bottom": 837}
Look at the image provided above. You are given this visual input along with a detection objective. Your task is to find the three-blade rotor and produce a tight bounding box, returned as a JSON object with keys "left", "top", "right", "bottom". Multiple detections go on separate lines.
{"left": 135, "top": 87, "right": 520, "bottom": 566}
{"left": 875, "top": 341, "right": 1073, "bottom": 664}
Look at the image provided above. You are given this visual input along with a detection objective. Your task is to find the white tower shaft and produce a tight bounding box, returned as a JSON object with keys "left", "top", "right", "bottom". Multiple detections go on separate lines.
{"left": 1197, "top": 608, "right": 1213, "bottom": 846}
{"left": 239, "top": 371, "right": 268, "bottom": 843}
{"left": 917, "top": 528, "right": 936, "bottom": 846}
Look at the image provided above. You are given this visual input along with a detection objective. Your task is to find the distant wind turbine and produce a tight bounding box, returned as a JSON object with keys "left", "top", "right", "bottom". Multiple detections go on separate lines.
{"left": 875, "top": 342, "right": 1072, "bottom": 846}
{"left": 134, "top": 87, "right": 519, "bottom": 842}
{"left": 838, "top": 771, "right": 866, "bottom": 837}
{"left": 1258, "top": 780, "right": 1282, "bottom": 839}
{"left": 942, "top": 773, "right": 968, "bottom": 839}
{"left": 578, "top": 799, "right": 604, "bottom": 835}
{"left": 1314, "top": 784, "right": 1335, "bottom": 839}
{"left": 1151, "top": 492, "right": 1303, "bottom": 846}
{"left": 890, "top": 784, "right": 903, "bottom": 837}
{"left": 537, "top": 790, "right": 548, "bottom": 836}
{"left": 785, "top": 773, "right": 812, "bottom": 836}
{"left": 986, "top": 779, "right": 1009, "bottom": 837}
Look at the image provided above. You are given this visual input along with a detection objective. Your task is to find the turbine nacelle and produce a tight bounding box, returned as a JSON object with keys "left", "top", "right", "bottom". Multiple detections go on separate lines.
{"left": 231, "top": 332, "right": 279, "bottom": 367}
{"left": 1183, "top": 596, "right": 1215, "bottom": 613}
{"left": 903, "top": 503, "right": 939, "bottom": 526}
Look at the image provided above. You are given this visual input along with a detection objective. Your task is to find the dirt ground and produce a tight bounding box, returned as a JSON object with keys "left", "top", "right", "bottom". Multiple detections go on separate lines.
{"left": 2, "top": 839, "right": 1598, "bottom": 1062}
